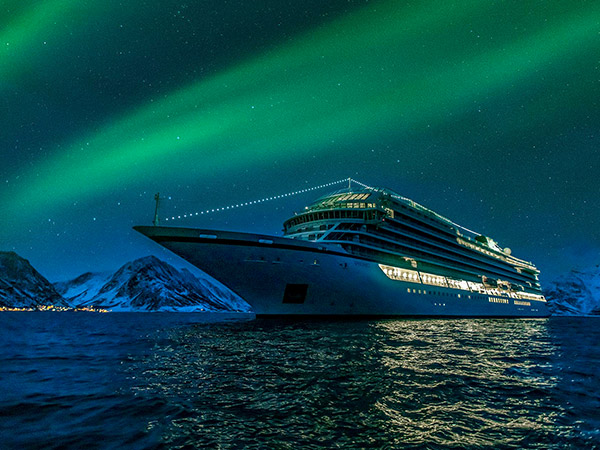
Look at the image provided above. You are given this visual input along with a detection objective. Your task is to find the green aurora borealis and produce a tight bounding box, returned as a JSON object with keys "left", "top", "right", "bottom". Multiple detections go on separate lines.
{"left": 1, "top": 0, "right": 599, "bottom": 280}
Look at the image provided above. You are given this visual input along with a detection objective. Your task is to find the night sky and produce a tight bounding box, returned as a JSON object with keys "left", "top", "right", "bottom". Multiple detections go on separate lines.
{"left": 1, "top": 0, "right": 599, "bottom": 283}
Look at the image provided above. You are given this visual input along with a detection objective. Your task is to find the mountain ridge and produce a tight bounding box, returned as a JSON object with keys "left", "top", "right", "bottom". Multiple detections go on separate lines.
{"left": 54, "top": 255, "right": 250, "bottom": 312}
{"left": 0, "top": 251, "right": 68, "bottom": 308}
{"left": 543, "top": 265, "right": 600, "bottom": 316}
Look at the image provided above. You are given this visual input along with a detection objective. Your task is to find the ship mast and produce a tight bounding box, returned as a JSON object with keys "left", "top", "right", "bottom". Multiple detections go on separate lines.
{"left": 153, "top": 193, "right": 160, "bottom": 226}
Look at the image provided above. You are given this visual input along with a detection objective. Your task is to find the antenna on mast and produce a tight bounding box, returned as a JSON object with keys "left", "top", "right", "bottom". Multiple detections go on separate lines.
{"left": 153, "top": 193, "right": 160, "bottom": 226}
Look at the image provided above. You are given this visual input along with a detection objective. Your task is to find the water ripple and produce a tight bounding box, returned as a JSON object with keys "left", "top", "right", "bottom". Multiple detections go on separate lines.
{"left": 0, "top": 314, "right": 598, "bottom": 449}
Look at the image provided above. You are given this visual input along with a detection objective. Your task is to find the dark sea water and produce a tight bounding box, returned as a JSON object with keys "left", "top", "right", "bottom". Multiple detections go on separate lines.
{"left": 0, "top": 313, "right": 598, "bottom": 450}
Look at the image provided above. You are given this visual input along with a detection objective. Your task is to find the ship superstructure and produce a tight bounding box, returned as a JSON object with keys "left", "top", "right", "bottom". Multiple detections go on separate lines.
{"left": 135, "top": 179, "right": 548, "bottom": 317}
{"left": 282, "top": 186, "right": 544, "bottom": 305}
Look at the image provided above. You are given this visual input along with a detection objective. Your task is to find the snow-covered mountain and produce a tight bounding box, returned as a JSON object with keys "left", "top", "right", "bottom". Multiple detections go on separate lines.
{"left": 544, "top": 265, "right": 600, "bottom": 316}
{"left": 55, "top": 255, "right": 251, "bottom": 312}
{"left": 53, "top": 271, "right": 112, "bottom": 306}
{"left": 0, "top": 251, "right": 68, "bottom": 308}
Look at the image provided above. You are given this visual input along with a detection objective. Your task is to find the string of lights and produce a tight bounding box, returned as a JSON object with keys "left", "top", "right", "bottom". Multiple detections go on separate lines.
{"left": 389, "top": 194, "right": 480, "bottom": 236}
{"left": 163, "top": 177, "right": 480, "bottom": 237}
{"left": 347, "top": 178, "right": 375, "bottom": 190}
{"left": 165, "top": 178, "right": 351, "bottom": 222}
{"left": 349, "top": 178, "right": 480, "bottom": 237}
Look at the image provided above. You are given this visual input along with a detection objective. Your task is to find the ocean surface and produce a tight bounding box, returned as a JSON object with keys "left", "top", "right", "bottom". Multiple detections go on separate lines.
{"left": 0, "top": 313, "right": 598, "bottom": 450}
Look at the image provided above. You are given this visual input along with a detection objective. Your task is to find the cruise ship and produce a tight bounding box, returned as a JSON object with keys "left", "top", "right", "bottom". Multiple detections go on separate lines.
{"left": 135, "top": 181, "right": 549, "bottom": 317}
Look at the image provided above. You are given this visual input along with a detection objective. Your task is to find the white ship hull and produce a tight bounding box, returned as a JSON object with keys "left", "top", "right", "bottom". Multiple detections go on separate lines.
{"left": 135, "top": 226, "right": 550, "bottom": 318}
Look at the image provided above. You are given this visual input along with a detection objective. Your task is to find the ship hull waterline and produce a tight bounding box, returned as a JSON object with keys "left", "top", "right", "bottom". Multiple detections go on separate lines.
{"left": 134, "top": 226, "right": 550, "bottom": 318}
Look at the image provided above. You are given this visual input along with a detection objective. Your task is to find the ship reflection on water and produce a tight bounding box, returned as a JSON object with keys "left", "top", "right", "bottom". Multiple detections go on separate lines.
{"left": 128, "top": 318, "right": 598, "bottom": 449}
